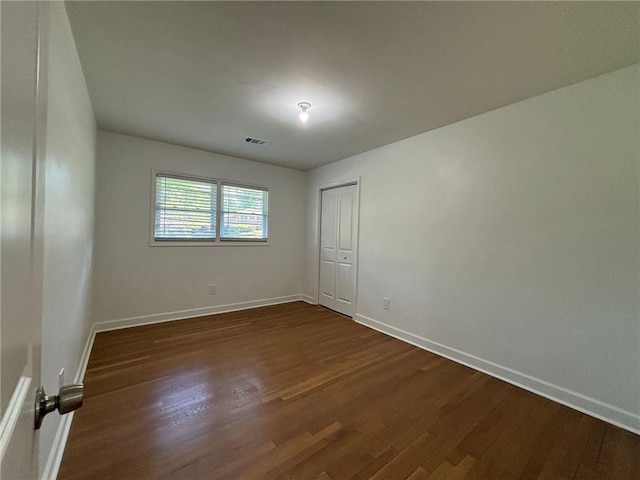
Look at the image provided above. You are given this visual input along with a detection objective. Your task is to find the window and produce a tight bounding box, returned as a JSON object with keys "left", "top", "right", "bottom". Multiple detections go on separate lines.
{"left": 152, "top": 172, "right": 269, "bottom": 244}
{"left": 154, "top": 174, "right": 217, "bottom": 241}
{"left": 221, "top": 183, "right": 268, "bottom": 241}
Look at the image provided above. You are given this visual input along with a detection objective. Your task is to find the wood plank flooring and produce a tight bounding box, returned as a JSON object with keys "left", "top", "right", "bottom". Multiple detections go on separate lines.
{"left": 58, "top": 302, "right": 639, "bottom": 479}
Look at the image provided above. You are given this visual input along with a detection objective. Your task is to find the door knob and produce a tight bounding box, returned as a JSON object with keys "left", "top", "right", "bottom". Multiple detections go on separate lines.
{"left": 34, "top": 383, "right": 83, "bottom": 429}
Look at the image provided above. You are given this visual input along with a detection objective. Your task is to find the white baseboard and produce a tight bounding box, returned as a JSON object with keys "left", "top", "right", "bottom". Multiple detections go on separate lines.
{"left": 74, "top": 327, "right": 96, "bottom": 383}
{"left": 40, "top": 412, "right": 74, "bottom": 480}
{"left": 355, "top": 313, "right": 640, "bottom": 435}
{"left": 41, "top": 325, "right": 96, "bottom": 480}
{"left": 301, "top": 294, "right": 316, "bottom": 305}
{"left": 94, "top": 295, "right": 306, "bottom": 333}
{"left": 0, "top": 376, "right": 32, "bottom": 463}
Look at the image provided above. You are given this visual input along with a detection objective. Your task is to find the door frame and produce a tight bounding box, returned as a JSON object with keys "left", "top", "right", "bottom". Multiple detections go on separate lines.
{"left": 315, "top": 177, "right": 361, "bottom": 318}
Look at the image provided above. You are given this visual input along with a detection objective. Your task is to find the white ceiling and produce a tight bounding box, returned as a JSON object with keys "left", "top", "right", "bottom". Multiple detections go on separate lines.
{"left": 66, "top": 1, "right": 639, "bottom": 171}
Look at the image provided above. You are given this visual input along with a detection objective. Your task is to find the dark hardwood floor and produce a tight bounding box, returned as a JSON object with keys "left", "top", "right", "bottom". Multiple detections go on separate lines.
{"left": 58, "top": 302, "right": 639, "bottom": 479}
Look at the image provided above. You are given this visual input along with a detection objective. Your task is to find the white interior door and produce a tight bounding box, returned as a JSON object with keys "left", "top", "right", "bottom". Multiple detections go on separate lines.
{"left": 319, "top": 184, "right": 359, "bottom": 316}
{"left": 1, "top": 2, "right": 48, "bottom": 478}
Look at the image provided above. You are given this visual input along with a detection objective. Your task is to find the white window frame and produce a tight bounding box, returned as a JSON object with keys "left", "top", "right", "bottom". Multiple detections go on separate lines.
{"left": 149, "top": 170, "right": 270, "bottom": 247}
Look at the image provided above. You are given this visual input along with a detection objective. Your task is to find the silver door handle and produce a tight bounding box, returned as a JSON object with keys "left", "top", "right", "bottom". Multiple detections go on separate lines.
{"left": 34, "top": 383, "right": 84, "bottom": 429}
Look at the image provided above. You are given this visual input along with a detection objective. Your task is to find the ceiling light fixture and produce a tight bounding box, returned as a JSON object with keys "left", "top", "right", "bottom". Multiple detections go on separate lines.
{"left": 297, "top": 102, "right": 311, "bottom": 122}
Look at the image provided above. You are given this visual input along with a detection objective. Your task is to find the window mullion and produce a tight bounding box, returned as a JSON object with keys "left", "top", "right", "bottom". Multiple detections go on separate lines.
{"left": 216, "top": 180, "right": 221, "bottom": 241}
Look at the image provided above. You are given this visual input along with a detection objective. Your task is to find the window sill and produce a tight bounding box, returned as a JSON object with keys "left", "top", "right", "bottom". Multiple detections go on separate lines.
{"left": 149, "top": 240, "right": 270, "bottom": 247}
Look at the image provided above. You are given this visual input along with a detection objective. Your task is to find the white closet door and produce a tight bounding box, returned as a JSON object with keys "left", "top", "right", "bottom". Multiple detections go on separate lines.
{"left": 319, "top": 184, "right": 358, "bottom": 316}
{"left": 319, "top": 188, "right": 338, "bottom": 309}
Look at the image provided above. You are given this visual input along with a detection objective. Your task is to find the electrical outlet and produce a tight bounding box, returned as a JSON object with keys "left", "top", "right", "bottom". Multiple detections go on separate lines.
{"left": 59, "top": 368, "right": 65, "bottom": 389}
{"left": 209, "top": 284, "right": 216, "bottom": 295}
{"left": 383, "top": 297, "right": 391, "bottom": 310}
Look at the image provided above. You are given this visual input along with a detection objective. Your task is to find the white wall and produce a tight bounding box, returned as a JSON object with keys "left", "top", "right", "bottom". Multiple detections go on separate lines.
{"left": 305, "top": 65, "right": 640, "bottom": 432}
{"left": 39, "top": 2, "right": 97, "bottom": 476}
{"left": 92, "top": 132, "right": 306, "bottom": 326}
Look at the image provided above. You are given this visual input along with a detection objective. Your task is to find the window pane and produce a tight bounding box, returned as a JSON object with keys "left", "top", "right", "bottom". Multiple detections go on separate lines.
{"left": 155, "top": 175, "right": 216, "bottom": 240}
{"left": 221, "top": 184, "right": 268, "bottom": 240}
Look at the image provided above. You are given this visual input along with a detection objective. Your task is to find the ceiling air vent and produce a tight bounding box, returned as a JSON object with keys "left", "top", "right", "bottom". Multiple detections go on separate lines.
{"left": 242, "top": 137, "right": 267, "bottom": 146}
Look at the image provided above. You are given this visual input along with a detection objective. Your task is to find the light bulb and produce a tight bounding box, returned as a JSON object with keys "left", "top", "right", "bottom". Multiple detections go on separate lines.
{"left": 297, "top": 102, "right": 311, "bottom": 123}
